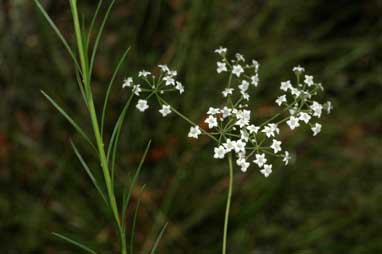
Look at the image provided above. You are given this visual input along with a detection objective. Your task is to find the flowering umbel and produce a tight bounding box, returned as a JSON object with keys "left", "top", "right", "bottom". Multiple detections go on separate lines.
{"left": 123, "top": 47, "right": 332, "bottom": 177}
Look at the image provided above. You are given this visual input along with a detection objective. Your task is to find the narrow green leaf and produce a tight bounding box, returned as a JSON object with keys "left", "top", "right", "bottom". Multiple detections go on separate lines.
{"left": 75, "top": 67, "right": 88, "bottom": 104}
{"left": 89, "top": 0, "right": 116, "bottom": 80}
{"left": 41, "top": 90, "right": 96, "bottom": 151}
{"left": 150, "top": 223, "right": 168, "bottom": 254}
{"left": 52, "top": 232, "right": 97, "bottom": 254}
{"left": 34, "top": 0, "right": 81, "bottom": 73}
{"left": 71, "top": 141, "right": 107, "bottom": 204}
{"left": 130, "top": 185, "right": 146, "bottom": 254}
{"left": 87, "top": 0, "right": 104, "bottom": 45}
{"left": 122, "top": 140, "right": 151, "bottom": 230}
{"left": 101, "top": 47, "right": 131, "bottom": 136}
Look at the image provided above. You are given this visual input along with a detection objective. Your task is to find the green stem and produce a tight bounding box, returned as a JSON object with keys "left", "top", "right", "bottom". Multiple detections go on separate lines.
{"left": 223, "top": 153, "right": 233, "bottom": 254}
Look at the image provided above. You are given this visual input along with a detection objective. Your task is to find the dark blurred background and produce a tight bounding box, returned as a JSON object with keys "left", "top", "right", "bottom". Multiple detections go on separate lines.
{"left": 1, "top": 0, "right": 382, "bottom": 253}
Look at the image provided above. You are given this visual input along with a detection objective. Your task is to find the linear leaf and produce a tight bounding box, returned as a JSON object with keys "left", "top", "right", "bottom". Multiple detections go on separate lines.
{"left": 130, "top": 185, "right": 146, "bottom": 254}
{"left": 41, "top": 90, "right": 96, "bottom": 151}
{"left": 122, "top": 140, "right": 151, "bottom": 230}
{"left": 71, "top": 141, "right": 107, "bottom": 204}
{"left": 52, "top": 232, "right": 97, "bottom": 254}
{"left": 87, "top": 0, "right": 104, "bottom": 45}
{"left": 150, "top": 223, "right": 168, "bottom": 254}
{"left": 101, "top": 47, "right": 131, "bottom": 136}
{"left": 34, "top": 0, "right": 81, "bottom": 72}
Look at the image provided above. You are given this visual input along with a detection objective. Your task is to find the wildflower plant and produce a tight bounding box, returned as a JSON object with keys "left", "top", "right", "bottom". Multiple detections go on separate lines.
{"left": 124, "top": 47, "right": 332, "bottom": 253}
{"left": 35, "top": 0, "right": 167, "bottom": 253}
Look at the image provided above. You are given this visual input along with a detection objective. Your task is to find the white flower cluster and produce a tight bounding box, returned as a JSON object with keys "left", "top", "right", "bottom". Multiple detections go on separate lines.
{"left": 186, "top": 47, "right": 332, "bottom": 177}
{"left": 122, "top": 65, "right": 184, "bottom": 116}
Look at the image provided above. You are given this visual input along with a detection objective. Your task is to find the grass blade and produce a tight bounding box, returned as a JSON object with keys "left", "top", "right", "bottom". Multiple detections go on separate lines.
{"left": 89, "top": 0, "right": 116, "bottom": 80}
{"left": 101, "top": 47, "right": 131, "bottom": 136}
{"left": 150, "top": 223, "right": 168, "bottom": 254}
{"left": 34, "top": 0, "right": 81, "bottom": 73}
{"left": 41, "top": 90, "right": 96, "bottom": 151}
{"left": 52, "top": 232, "right": 97, "bottom": 254}
{"left": 121, "top": 140, "right": 151, "bottom": 230}
{"left": 130, "top": 185, "right": 146, "bottom": 254}
{"left": 71, "top": 141, "right": 107, "bottom": 204}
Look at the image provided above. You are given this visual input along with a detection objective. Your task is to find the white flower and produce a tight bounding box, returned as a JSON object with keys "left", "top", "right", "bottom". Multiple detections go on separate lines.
{"left": 175, "top": 81, "right": 184, "bottom": 94}
{"left": 235, "top": 53, "right": 245, "bottom": 62}
{"left": 132, "top": 84, "right": 142, "bottom": 96}
{"left": 251, "top": 74, "right": 259, "bottom": 86}
{"left": 239, "top": 80, "right": 249, "bottom": 93}
{"left": 283, "top": 151, "right": 291, "bottom": 165}
{"left": 158, "top": 64, "right": 170, "bottom": 73}
{"left": 298, "top": 112, "right": 311, "bottom": 124}
{"left": 304, "top": 75, "right": 314, "bottom": 87}
{"left": 235, "top": 109, "right": 251, "bottom": 127}
{"left": 138, "top": 70, "right": 150, "bottom": 77}
{"left": 280, "top": 80, "right": 292, "bottom": 91}
{"left": 275, "top": 95, "right": 287, "bottom": 106}
{"left": 311, "top": 123, "right": 322, "bottom": 136}
{"left": 136, "top": 99, "right": 149, "bottom": 112}
{"left": 223, "top": 139, "right": 235, "bottom": 152}
{"left": 253, "top": 153, "right": 267, "bottom": 167}
{"left": 286, "top": 116, "right": 300, "bottom": 130}
{"left": 163, "top": 76, "right": 175, "bottom": 86}
{"left": 207, "top": 107, "right": 220, "bottom": 115}
{"left": 260, "top": 164, "right": 272, "bottom": 177}
{"left": 205, "top": 115, "right": 218, "bottom": 129}
{"left": 237, "top": 158, "right": 250, "bottom": 172}
{"left": 310, "top": 101, "right": 323, "bottom": 118}
{"left": 262, "top": 123, "right": 279, "bottom": 138}
{"left": 214, "top": 46, "right": 227, "bottom": 55}
{"left": 290, "top": 87, "right": 301, "bottom": 97}
{"left": 270, "top": 139, "right": 282, "bottom": 153}
{"left": 122, "top": 77, "right": 133, "bottom": 88}
{"left": 252, "top": 60, "right": 260, "bottom": 72}
{"left": 221, "top": 106, "right": 232, "bottom": 118}
{"left": 217, "top": 62, "right": 227, "bottom": 73}
{"left": 247, "top": 124, "right": 260, "bottom": 134}
{"left": 325, "top": 101, "right": 333, "bottom": 114}
{"left": 232, "top": 64, "right": 244, "bottom": 77}
{"left": 293, "top": 65, "right": 305, "bottom": 74}
{"left": 222, "top": 88, "right": 234, "bottom": 97}
{"left": 188, "top": 126, "right": 201, "bottom": 139}
{"left": 233, "top": 140, "right": 246, "bottom": 153}
{"left": 214, "top": 145, "right": 227, "bottom": 159}
{"left": 159, "top": 105, "right": 171, "bottom": 117}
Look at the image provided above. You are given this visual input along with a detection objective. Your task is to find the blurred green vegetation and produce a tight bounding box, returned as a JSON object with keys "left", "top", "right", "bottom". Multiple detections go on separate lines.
{"left": 1, "top": 0, "right": 381, "bottom": 253}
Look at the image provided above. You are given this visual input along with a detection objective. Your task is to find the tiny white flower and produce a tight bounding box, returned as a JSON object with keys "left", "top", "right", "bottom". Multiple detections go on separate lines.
{"left": 298, "top": 112, "right": 311, "bottom": 124}
{"left": 262, "top": 123, "right": 279, "bottom": 138}
{"left": 252, "top": 60, "right": 260, "bottom": 72}
{"left": 235, "top": 109, "right": 251, "bottom": 127}
{"left": 214, "top": 145, "right": 227, "bottom": 159}
{"left": 253, "top": 153, "right": 267, "bottom": 167}
{"left": 247, "top": 124, "right": 260, "bottom": 134}
{"left": 158, "top": 64, "right": 170, "bottom": 73}
{"left": 222, "top": 88, "right": 234, "bottom": 97}
{"left": 136, "top": 99, "right": 149, "bottom": 112}
{"left": 232, "top": 64, "right": 244, "bottom": 77}
{"left": 304, "top": 75, "right": 314, "bottom": 87}
{"left": 188, "top": 126, "right": 201, "bottom": 139}
{"left": 221, "top": 106, "right": 232, "bottom": 118}
{"left": 233, "top": 140, "right": 246, "bottom": 153}
{"left": 251, "top": 74, "right": 259, "bottom": 86}
{"left": 159, "top": 105, "right": 171, "bottom": 117}
{"left": 311, "top": 123, "right": 322, "bottom": 136}
{"left": 290, "top": 87, "right": 301, "bottom": 97}
{"left": 275, "top": 95, "right": 287, "bottom": 106}
{"left": 283, "top": 151, "right": 291, "bottom": 165}
{"left": 270, "top": 139, "right": 282, "bottom": 153}
{"left": 239, "top": 80, "right": 249, "bottom": 93}
{"left": 286, "top": 116, "right": 300, "bottom": 130}
{"left": 207, "top": 107, "right": 220, "bottom": 115}
{"left": 293, "top": 65, "right": 305, "bottom": 74}
{"left": 280, "top": 80, "right": 292, "bottom": 91}
{"left": 163, "top": 76, "right": 175, "bottom": 86}
{"left": 260, "top": 164, "right": 272, "bottom": 177}
{"left": 235, "top": 53, "right": 245, "bottom": 62}
{"left": 214, "top": 46, "right": 227, "bottom": 55}
{"left": 325, "top": 101, "right": 333, "bottom": 114}
{"left": 237, "top": 158, "right": 250, "bottom": 172}
{"left": 175, "top": 81, "right": 184, "bottom": 94}
{"left": 310, "top": 101, "right": 323, "bottom": 118}
{"left": 223, "top": 139, "right": 235, "bottom": 152}
{"left": 205, "top": 115, "right": 218, "bottom": 129}
{"left": 122, "top": 77, "right": 133, "bottom": 88}
{"left": 217, "top": 61, "right": 227, "bottom": 73}
{"left": 138, "top": 70, "right": 150, "bottom": 77}
{"left": 132, "top": 84, "right": 142, "bottom": 96}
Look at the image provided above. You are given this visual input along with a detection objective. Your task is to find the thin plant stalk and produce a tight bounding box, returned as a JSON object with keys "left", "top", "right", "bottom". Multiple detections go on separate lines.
{"left": 223, "top": 153, "right": 233, "bottom": 254}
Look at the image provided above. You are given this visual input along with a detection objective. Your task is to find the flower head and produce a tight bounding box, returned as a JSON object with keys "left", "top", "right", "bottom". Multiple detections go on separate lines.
{"left": 136, "top": 99, "right": 149, "bottom": 112}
